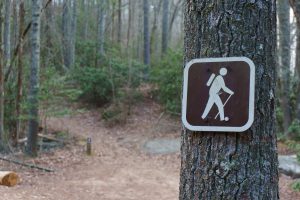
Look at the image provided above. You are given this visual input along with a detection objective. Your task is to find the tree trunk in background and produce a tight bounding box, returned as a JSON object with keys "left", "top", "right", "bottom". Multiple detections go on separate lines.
{"left": 169, "top": 0, "right": 182, "bottom": 44}
{"left": 111, "top": 1, "right": 116, "bottom": 42}
{"left": 26, "top": 0, "right": 42, "bottom": 157}
{"left": 278, "top": 0, "right": 292, "bottom": 135}
{"left": 117, "top": 0, "right": 122, "bottom": 44}
{"left": 12, "top": 0, "right": 19, "bottom": 51}
{"left": 98, "top": 0, "right": 106, "bottom": 58}
{"left": 70, "top": 0, "right": 77, "bottom": 68}
{"left": 0, "top": 1, "right": 5, "bottom": 151}
{"left": 143, "top": 0, "right": 150, "bottom": 74}
{"left": 15, "top": 0, "right": 25, "bottom": 146}
{"left": 180, "top": 1, "right": 279, "bottom": 199}
{"left": 62, "top": 0, "right": 71, "bottom": 69}
{"left": 82, "top": 0, "right": 88, "bottom": 40}
{"left": 126, "top": 0, "right": 132, "bottom": 50}
{"left": 150, "top": 0, "right": 162, "bottom": 57}
{"left": 290, "top": 0, "right": 300, "bottom": 119}
{"left": 4, "top": 0, "right": 12, "bottom": 68}
{"left": 136, "top": 0, "right": 143, "bottom": 60}
{"left": 161, "top": 0, "right": 169, "bottom": 55}
{"left": 297, "top": 27, "right": 300, "bottom": 119}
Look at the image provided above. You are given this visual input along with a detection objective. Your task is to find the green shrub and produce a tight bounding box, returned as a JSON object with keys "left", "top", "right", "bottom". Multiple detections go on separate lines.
{"left": 292, "top": 180, "right": 300, "bottom": 192}
{"left": 71, "top": 53, "right": 145, "bottom": 108}
{"left": 71, "top": 67, "right": 112, "bottom": 106}
{"left": 288, "top": 119, "right": 300, "bottom": 141}
{"left": 151, "top": 50, "right": 183, "bottom": 113}
{"left": 102, "top": 103, "right": 127, "bottom": 126}
{"left": 285, "top": 140, "right": 300, "bottom": 163}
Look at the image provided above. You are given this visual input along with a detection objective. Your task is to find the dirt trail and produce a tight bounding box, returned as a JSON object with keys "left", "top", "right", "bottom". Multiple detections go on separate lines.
{"left": 0, "top": 101, "right": 180, "bottom": 200}
{"left": 0, "top": 100, "right": 299, "bottom": 200}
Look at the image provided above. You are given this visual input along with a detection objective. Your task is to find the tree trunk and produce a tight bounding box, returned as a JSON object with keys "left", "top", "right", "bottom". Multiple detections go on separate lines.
{"left": 12, "top": 0, "right": 19, "bottom": 52}
{"left": 296, "top": 27, "right": 300, "bottom": 119}
{"left": 15, "top": 0, "right": 25, "bottom": 146}
{"left": 82, "top": 0, "right": 88, "bottom": 40}
{"left": 0, "top": 1, "right": 5, "bottom": 151}
{"left": 180, "top": 1, "right": 279, "bottom": 199}
{"left": 70, "top": 0, "right": 77, "bottom": 68}
{"left": 4, "top": 0, "right": 12, "bottom": 68}
{"left": 62, "top": 0, "right": 71, "bottom": 69}
{"left": 98, "top": 0, "right": 106, "bottom": 58}
{"left": 150, "top": 0, "right": 162, "bottom": 57}
{"left": 168, "top": 0, "right": 182, "bottom": 43}
{"left": 111, "top": 1, "right": 116, "bottom": 42}
{"left": 117, "top": 0, "right": 122, "bottom": 44}
{"left": 26, "top": 0, "right": 42, "bottom": 157}
{"left": 143, "top": 0, "right": 150, "bottom": 74}
{"left": 290, "top": 0, "right": 300, "bottom": 119}
{"left": 126, "top": 0, "right": 132, "bottom": 50}
{"left": 161, "top": 0, "right": 169, "bottom": 55}
{"left": 278, "top": 0, "right": 292, "bottom": 135}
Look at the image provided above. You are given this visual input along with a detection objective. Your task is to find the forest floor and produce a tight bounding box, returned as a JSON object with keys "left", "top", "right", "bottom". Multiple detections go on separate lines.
{"left": 0, "top": 98, "right": 300, "bottom": 200}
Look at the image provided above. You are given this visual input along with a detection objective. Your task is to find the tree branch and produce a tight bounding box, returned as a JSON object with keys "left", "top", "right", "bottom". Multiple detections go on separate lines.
{"left": 4, "top": 0, "right": 53, "bottom": 82}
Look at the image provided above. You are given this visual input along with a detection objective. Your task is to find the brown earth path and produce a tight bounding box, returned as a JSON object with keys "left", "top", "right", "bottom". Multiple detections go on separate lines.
{"left": 0, "top": 100, "right": 299, "bottom": 200}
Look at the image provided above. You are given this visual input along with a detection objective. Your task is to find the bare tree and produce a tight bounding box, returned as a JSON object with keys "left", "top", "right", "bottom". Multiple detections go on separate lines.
{"left": 70, "top": 0, "right": 77, "bottom": 67}
{"left": 26, "top": 0, "right": 42, "bottom": 157}
{"left": 143, "top": 0, "right": 150, "bottom": 73}
{"left": 290, "top": 0, "right": 300, "bottom": 119}
{"left": 62, "top": 0, "right": 71, "bottom": 68}
{"left": 98, "top": 0, "right": 107, "bottom": 58}
{"left": 15, "top": 0, "right": 25, "bottom": 146}
{"left": 161, "top": 0, "right": 169, "bottom": 55}
{"left": 278, "top": 0, "right": 292, "bottom": 136}
{"left": 82, "top": 0, "right": 88, "bottom": 40}
{"left": 117, "top": 0, "right": 122, "bottom": 44}
{"left": 0, "top": 1, "right": 5, "bottom": 151}
{"left": 4, "top": 0, "right": 12, "bottom": 68}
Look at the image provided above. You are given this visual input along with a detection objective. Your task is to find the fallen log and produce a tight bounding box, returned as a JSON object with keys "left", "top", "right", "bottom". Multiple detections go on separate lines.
{"left": 0, "top": 156, "right": 55, "bottom": 172}
{"left": 18, "top": 134, "right": 64, "bottom": 144}
{"left": 0, "top": 171, "right": 19, "bottom": 187}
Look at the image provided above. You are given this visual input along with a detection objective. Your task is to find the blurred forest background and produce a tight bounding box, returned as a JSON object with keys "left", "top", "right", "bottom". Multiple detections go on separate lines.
{"left": 0, "top": 0, "right": 299, "bottom": 172}
{"left": 0, "top": 0, "right": 185, "bottom": 156}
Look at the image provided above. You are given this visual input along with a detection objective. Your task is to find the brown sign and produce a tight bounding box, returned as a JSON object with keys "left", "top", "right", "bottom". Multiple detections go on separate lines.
{"left": 182, "top": 57, "right": 255, "bottom": 132}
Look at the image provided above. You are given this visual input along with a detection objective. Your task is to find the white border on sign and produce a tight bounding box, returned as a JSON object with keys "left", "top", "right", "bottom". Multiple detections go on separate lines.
{"left": 182, "top": 57, "right": 255, "bottom": 132}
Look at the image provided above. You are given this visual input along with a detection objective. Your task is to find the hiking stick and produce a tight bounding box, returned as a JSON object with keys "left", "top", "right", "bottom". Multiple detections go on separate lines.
{"left": 214, "top": 94, "right": 232, "bottom": 119}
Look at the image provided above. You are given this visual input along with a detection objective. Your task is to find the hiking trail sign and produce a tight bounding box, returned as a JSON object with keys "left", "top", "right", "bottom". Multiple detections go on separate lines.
{"left": 182, "top": 57, "right": 255, "bottom": 132}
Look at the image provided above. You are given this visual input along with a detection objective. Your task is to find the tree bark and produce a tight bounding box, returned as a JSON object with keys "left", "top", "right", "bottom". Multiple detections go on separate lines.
{"left": 180, "top": 1, "right": 279, "bottom": 199}
{"left": 168, "top": 0, "right": 182, "bottom": 43}
{"left": 82, "top": 0, "right": 88, "bottom": 40}
{"left": 4, "top": 0, "right": 12, "bottom": 68}
{"left": 117, "top": 0, "right": 122, "bottom": 44}
{"left": 289, "top": 0, "right": 300, "bottom": 119}
{"left": 15, "top": 0, "right": 25, "bottom": 146}
{"left": 62, "top": 0, "right": 71, "bottom": 69}
{"left": 0, "top": 1, "right": 5, "bottom": 151}
{"left": 161, "top": 0, "right": 169, "bottom": 55}
{"left": 98, "top": 0, "right": 106, "bottom": 59}
{"left": 126, "top": 0, "right": 132, "bottom": 50}
{"left": 26, "top": 0, "right": 42, "bottom": 157}
{"left": 150, "top": 0, "right": 162, "bottom": 57}
{"left": 278, "top": 0, "right": 292, "bottom": 135}
{"left": 12, "top": 0, "right": 19, "bottom": 52}
{"left": 143, "top": 0, "right": 150, "bottom": 74}
{"left": 70, "top": 0, "right": 77, "bottom": 68}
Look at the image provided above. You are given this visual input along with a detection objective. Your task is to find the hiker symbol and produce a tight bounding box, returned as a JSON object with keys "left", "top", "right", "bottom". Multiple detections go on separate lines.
{"left": 201, "top": 68, "right": 234, "bottom": 122}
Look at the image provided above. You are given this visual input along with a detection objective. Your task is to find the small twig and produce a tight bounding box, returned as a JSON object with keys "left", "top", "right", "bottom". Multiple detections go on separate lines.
{"left": 0, "top": 156, "right": 55, "bottom": 172}
{"left": 156, "top": 112, "right": 165, "bottom": 126}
